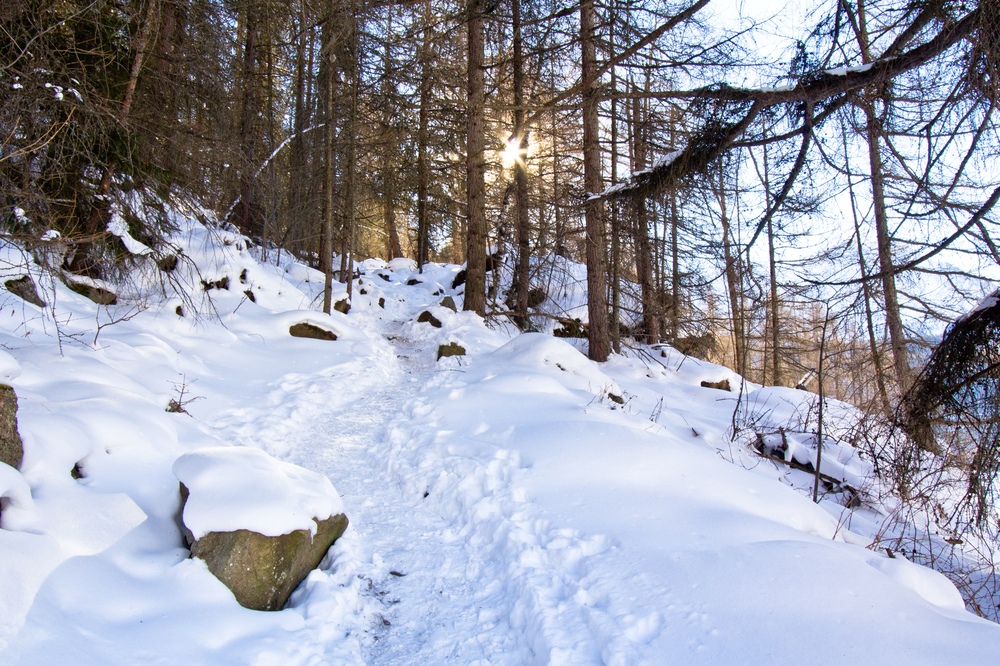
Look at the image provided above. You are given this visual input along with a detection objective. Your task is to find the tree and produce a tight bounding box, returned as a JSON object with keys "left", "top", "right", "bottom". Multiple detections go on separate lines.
{"left": 580, "top": 0, "right": 610, "bottom": 361}
{"left": 463, "top": 0, "right": 488, "bottom": 315}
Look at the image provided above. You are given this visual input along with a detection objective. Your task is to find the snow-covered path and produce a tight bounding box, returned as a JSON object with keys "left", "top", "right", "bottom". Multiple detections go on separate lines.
{"left": 211, "top": 314, "right": 523, "bottom": 664}
{"left": 312, "top": 377, "right": 520, "bottom": 665}
{"left": 313, "top": 367, "right": 520, "bottom": 662}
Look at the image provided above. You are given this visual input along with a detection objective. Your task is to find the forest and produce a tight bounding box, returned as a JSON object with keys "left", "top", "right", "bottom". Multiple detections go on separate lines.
{"left": 3, "top": 0, "right": 1000, "bottom": 590}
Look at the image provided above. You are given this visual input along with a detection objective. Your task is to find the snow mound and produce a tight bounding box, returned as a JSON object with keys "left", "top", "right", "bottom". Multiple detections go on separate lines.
{"left": 866, "top": 552, "right": 966, "bottom": 610}
{"left": 388, "top": 257, "right": 417, "bottom": 272}
{"left": 0, "top": 351, "right": 21, "bottom": 383}
{"left": 0, "top": 462, "right": 33, "bottom": 523}
{"left": 490, "top": 332, "right": 622, "bottom": 396}
{"left": 174, "top": 447, "right": 344, "bottom": 540}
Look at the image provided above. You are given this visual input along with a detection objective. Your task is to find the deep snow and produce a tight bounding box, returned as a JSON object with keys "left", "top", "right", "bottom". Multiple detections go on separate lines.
{"left": 0, "top": 214, "right": 998, "bottom": 664}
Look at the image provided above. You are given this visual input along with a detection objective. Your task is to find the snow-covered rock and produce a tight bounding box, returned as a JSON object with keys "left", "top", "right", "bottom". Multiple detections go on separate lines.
{"left": 174, "top": 447, "right": 348, "bottom": 611}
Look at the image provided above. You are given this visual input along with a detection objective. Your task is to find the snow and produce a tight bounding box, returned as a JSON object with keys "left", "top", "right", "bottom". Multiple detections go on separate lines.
{"left": 43, "top": 83, "right": 64, "bottom": 101}
{"left": 107, "top": 213, "right": 152, "bottom": 256}
{"left": 174, "top": 447, "right": 344, "bottom": 539}
{"left": 593, "top": 149, "right": 684, "bottom": 200}
{"left": 0, "top": 351, "right": 20, "bottom": 383}
{"left": 825, "top": 62, "right": 875, "bottom": 76}
{"left": 962, "top": 287, "right": 1000, "bottom": 321}
{"left": 0, "top": 212, "right": 997, "bottom": 664}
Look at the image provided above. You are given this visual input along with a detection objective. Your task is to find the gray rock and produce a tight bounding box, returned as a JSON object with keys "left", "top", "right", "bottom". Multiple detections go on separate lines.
{"left": 439, "top": 296, "right": 457, "bottom": 312}
{"left": 289, "top": 322, "right": 338, "bottom": 341}
{"left": 65, "top": 279, "right": 117, "bottom": 305}
{"left": 4, "top": 275, "right": 45, "bottom": 307}
{"left": 437, "top": 342, "right": 466, "bottom": 361}
{"left": 179, "top": 483, "right": 348, "bottom": 611}
{"left": 417, "top": 311, "right": 442, "bottom": 328}
{"left": 700, "top": 379, "right": 731, "bottom": 391}
{"left": 157, "top": 254, "right": 179, "bottom": 272}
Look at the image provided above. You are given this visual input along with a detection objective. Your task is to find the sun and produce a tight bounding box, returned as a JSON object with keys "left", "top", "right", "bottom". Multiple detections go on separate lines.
{"left": 502, "top": 137, "right": 522, "bottom": 169}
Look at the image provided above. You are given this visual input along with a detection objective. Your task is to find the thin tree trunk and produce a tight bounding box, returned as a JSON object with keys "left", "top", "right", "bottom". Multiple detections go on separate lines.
{"left": 287, "top": 0, "right": 308, "bottom": 245}
{"left": 845, "top": 134, "right": 892, "bottom": 414}
{"left": 512, "top": 0, "right": 531, "bottom": 328}
{"left": 382, "top": 6, "right": 402, "bottom": 260}
{"left": 856, "top": 0, "right": 911, "bottom": 389}
{"left": 670, "top": 188, "right": 679, "bottom": 344}
{"left": 718, "top": 169, "right": 745, "bottom": 373}
{"left": 416, "top": 0, "right": 432, "bottom": 270}
{"left": 813, "top": 306, "right": 829, "bottom": 504}
{"left": 341, "top": 3, "right": 359, "bottom": 298}
{"left": 609, "top": 11, "right": 621, "bottom": 353}
{"left": 669, "top": 106, "right": 680, "bottom": 344}
{"left": 581, "top": 0, "right": 610, "bottom": 361}
{"left": 552, "top": 100, "right": 564, "bottom": 257}
{"left": 235, "top": 0, "right": 260, "bottom": 238}
{"left": 631, "top": 90, "right": 658, "bottom": 344}
{"left": 763, "top": 144, "right": 781, "bottom": 385}
{"left": 866, "top": 110, "right": 910, "bottom": 388}
{"left": 321, "top": 7, "right": 338, "bottom": 314}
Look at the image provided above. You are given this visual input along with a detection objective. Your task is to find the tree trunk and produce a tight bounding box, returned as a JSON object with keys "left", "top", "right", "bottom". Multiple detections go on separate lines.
{"left": 717, "top": 169, "right": 745, "bottom": 373}
{"left": 763, "top": 144, "right": 781, "bottom": 385}
{"left": 670, "top": 188, "right": 679, "bottom": 344}
{"left": 630, "top": 90, "right": 659, "bottom": 344}
{"left": 321, "top": 6, "right": 338, "bottom": 314}
{"left": 416, "top": 0, "right": 432, "bottom": 270}
{"left": 235, "top": 0, "right": 261, "bottom": 238}
{"left": 340, "top": 3, "right": 359, "bottom": 298}
{"left": 608, "top": 14, "right": 621, "bottom": 353}
{"left": 854, "top": 0, "right": 911, "bottom": 389}
{"left": 287, "top": 0, "right": 309, "bottom": 247}
{"left": 581, "top": 0, "right": 610, "bottom": 361}
{"left": 866, "top": 107, "right": 911, "bottom": 388}
{"left": 464, "top": 0, "right": 488, "bottom": 315}
{"left": 382, "top": 6, "right": 402, "bottom": 260}
{"left": 846, "top": 141, "right": 892, "bottom": 414}
{"left": 512, "top": 0, "right": 531, "bottom": 328}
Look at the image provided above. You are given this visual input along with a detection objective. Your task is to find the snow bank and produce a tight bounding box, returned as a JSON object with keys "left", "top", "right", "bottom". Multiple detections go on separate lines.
{"left": 174, "top": 446, "right": 344, "bottom": 539}
{"left": 0, "top": 462, "right": 32, "bottom": 522}
{"left": 490, "top": 332, "right": 622, "bottom": 397}
{"left": 0, "top": 351, "right": 21, "bottom": 383}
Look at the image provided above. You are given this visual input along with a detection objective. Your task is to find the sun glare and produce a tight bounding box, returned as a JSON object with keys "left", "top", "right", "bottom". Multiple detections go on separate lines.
{"left": 502, "top": 137, "right": 521, "bottom": 169}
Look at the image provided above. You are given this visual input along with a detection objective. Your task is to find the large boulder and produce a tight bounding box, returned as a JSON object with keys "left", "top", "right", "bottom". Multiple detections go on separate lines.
{"left": 173, "top": 447, "right": 348, "bottom": 611}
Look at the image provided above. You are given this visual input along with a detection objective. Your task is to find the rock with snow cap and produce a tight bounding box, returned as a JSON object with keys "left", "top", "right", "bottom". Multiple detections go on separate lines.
{"left": 173, "top": 446, "right": 348, "bottom": 611}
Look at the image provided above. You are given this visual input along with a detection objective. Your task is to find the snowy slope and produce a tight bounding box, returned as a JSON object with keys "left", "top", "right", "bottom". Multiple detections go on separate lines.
{"left": 0, "top": 214, "right": 997, "bottom": 664}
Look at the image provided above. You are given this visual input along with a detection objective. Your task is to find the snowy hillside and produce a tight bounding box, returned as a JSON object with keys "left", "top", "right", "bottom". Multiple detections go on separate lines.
{"left": 0, "top": 213, "right": 998, "bottom": 665}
